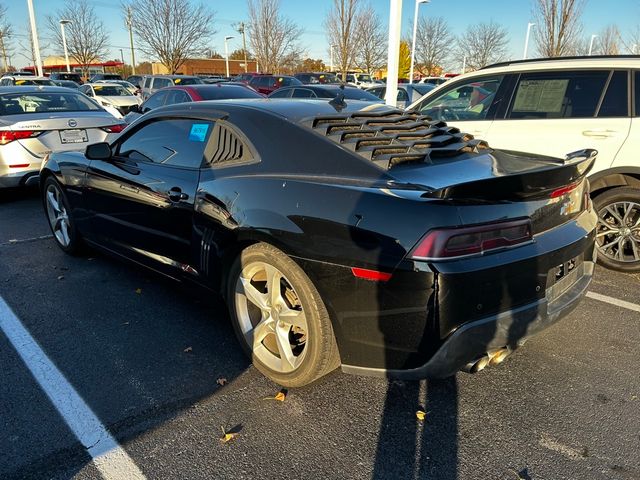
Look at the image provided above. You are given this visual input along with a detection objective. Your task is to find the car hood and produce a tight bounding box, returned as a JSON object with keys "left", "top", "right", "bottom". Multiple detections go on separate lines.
{"left": 95, "top": 95, "right": 141, "bottom": 106}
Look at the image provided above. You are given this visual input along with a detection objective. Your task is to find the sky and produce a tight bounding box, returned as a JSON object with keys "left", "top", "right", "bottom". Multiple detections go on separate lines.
{"left": 4, "top": 0, "right": 640, "bottom": 69}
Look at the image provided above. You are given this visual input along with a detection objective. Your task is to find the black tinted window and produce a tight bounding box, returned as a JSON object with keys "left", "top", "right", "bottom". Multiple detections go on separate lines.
{"left": 598, "top": 71, "right": 628, "bottom": 117}
{"left": 117, "top": 119, "right": 214, "bottom": 168}
{"left": 269, "top": 89, "right": 291, "bottom": 98}
{"left": 142, "top": 91, "right": 168, "bottom": 111}
{"left": 509, "top": 71, "right": 608, "bottom": 119}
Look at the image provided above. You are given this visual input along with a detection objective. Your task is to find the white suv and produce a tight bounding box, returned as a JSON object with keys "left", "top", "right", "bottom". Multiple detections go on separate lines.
{"left": 409, "top": 56, "right": 640, "bottom": 272}
{"left": 345, "top": 72, "right": 377, "bottom": 90}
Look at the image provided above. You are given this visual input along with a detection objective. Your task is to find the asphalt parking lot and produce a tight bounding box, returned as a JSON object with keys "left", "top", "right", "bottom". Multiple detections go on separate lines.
{"left": 1, "top": 187, "right": 639, "bottom": 480}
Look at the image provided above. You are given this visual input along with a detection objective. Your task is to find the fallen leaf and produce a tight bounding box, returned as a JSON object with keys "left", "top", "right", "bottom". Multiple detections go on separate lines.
{"left": 416, "top": 410, "right": 426, "bottom": 421}
{"left": 263, "top": 389, "right": 287, "bottom": 401}
{"left": 219, "top": 426, "right": 239, "bottom": 444}
{"left": 57, "top": 275, "right": 64, "bottom": 280}
{"left": 216, "top": 377, "right": 228, "bottom": 386}
{"left": 183, "top": 346, "right": 193, "bottom": 353}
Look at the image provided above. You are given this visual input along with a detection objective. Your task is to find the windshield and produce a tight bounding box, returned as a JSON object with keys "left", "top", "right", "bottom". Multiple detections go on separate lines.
{"left": 314, "top": 73, "right": 340, "bottom": 84}
{"left": 0, "top": 92, "right": 102, "bottom": 115}
{"left": 14, "top": 79, "right": 56, "bottom": 86}
{"left": 173, "top": 77, "right": 202, "bottom": 85}
{"left": 197, "top": 86, "right": 262, "bottom": 100}
{"left": 93, "top": 85, "right": 131, "bottom": 96}
{"left": 341, "top": 88, "right": 382, "bottom": 101}
{"left": 358, "top": 74, "right": 372, "bottom": 82}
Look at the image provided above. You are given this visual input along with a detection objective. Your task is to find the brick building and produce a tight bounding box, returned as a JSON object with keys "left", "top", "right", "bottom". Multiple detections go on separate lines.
{"left": 152, "top": 58, "right": 258, "bottom": 76}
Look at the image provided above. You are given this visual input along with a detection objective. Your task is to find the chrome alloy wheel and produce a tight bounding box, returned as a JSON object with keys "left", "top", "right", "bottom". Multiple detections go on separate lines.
{"left": 596, "top": 201, "right": 640, "bottom": 263}
{"left": 234, "top": 261, "right": 308, "bottom": 373}
{"left": 45, "top": 183, "right": 71, "bottom": 248}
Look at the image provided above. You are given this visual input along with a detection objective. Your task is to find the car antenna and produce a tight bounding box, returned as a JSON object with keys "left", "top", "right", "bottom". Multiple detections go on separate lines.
{"left": 329, "top": 91, "right": 346, "bottom": 111}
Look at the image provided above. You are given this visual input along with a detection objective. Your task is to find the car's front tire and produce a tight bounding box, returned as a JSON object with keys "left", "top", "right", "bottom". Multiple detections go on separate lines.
{"left": 43, "top": 176, "right": 82, "bottom": 255}
{"left": 227, "top": 243, "right": 340, "bottom": 387}
{"left": 593, "top": 187, "right": 640, "bottom": 272}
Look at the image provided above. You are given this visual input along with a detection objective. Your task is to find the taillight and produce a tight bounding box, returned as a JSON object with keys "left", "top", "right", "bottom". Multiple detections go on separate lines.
{"left": 0, "top": 130, "right": 42, "bottom": 145}
{"left": 409, "top": 219, "right": 532, "bottom": 261}
{"left": 550, "top": 182, "right": 580, "bottom": 198}
{"left": 351, "top": 267, "right": 392, "bottom": 282}
{"left": 101, "top": 124, "right": 126, "bottom": 133}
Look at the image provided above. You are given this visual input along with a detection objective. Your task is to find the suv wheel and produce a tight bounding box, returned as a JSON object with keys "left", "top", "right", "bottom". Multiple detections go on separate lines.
{"left": 593, "top": 187, "right": 640, "bottom": 272}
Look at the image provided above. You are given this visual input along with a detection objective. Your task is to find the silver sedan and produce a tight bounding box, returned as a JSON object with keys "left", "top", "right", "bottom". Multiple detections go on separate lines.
{"left": 0, "top": 86, "right": 125, "bottom": 188}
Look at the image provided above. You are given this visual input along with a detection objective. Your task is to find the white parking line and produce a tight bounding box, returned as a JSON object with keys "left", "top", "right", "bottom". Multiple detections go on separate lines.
{"left": 586, "top": 291, "right": 640, "bottom": 313}
{"left": 0, "top": 296, "right": 146, "bottom": 480}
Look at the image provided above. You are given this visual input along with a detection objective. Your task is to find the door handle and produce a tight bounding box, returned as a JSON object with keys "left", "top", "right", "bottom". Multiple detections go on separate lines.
{"left": 582, "top": 129, "right": 616, "bottom": 138}
{"left": 168, "top": 187, "right": 188, "bottom": 202}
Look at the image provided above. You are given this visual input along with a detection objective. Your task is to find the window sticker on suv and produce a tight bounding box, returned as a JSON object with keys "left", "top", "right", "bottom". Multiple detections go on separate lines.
{"left": 189, "top": 123, "right": 209, "bottom": 142}
{"left": 513, "top": 79, "right": 569, "bottom": 113}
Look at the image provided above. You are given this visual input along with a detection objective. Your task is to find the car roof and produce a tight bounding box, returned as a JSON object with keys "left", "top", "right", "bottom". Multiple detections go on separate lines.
{"left": 152, "top": 98, "right": 393, "bottom": 123}
{"left": 481, "top": 55, "right": 640, "bottom": 73}
{"left": 0, "top": 86, "right": 84, "bottom": 93}
{"left": 2, "top": 75, "right": 51, "bottom": 80}
{"left": 145, "top": 74, "right": 200, "bottom": 78}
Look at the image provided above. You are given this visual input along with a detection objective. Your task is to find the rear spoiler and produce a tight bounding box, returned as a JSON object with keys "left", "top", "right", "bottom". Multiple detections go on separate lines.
{"left": 423, "top": 149, "right": 598, "bottom": 201}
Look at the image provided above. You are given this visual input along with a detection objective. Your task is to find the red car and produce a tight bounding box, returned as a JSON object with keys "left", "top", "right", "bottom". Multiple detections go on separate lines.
{"left": 248, "top": 75, "right": 302, "bottom": 95}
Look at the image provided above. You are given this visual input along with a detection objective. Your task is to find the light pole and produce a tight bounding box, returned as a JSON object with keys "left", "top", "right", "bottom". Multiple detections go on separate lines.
{"left": 119, "top": 48, "right": 125, "bottom": 75}
{"left": 523, "top": 22, "right": 535, "bottom": 59}
{"left": 409, "top": 0, "right": 429, "bottom": 84}
{"left": 26, "top": 0, "right": 43, "bottom": 76}
{"left": 588, "top": 34, "right": 598, "bottom": 56}
{"left": 126, "top": 7, "right": 136, "bottom": 75}
{"left": 224, "top": 36, "right": 234, "bottom": 77}
{"left": 385, "top": 0, "right": 403, "bottom": 106}
{"left": 59, "top": 20, "right": 72, "bottom": 72}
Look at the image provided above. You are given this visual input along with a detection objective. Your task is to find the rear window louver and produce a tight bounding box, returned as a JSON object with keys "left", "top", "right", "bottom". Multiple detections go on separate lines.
{"left": 308, "top": 110, "right": 489, "bottom": 169}
{"left": 209, "top": 123, "right": 246, "bottom": 164}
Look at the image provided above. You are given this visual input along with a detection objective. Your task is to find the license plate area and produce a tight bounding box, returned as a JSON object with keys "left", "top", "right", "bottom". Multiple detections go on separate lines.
{"left": 59, "top": 129, "right": 88, "bottom": 144}
{"left": 546, "top": 256, "right": 583, "bottom": 304}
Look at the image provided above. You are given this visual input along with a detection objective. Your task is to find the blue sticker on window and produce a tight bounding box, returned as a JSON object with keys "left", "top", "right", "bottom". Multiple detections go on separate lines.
{"left": 189, "top": 123, "right": 209, "bottom": 142}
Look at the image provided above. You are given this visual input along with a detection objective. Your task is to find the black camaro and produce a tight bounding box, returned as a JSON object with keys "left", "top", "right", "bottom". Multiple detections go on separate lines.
{"left": 40, "top": 99, "right": 597, "bottom": 387}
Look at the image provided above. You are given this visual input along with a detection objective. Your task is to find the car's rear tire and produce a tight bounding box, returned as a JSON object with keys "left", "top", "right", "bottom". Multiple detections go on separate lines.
{"left": 227, "top": 243, "right": 340, "bottom": 387}
{"left": 593, "top": 187, "right": 640, "bottom": 272}
{"left": 43, "top": 176, "right": 82, "bottom": 255}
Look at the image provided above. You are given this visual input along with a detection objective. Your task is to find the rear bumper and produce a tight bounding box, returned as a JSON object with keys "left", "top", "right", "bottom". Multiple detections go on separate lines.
{"left": 0, "top": 169, "right": 40, "bottom": 188}
{"left": 341, "top": 258, "right": 594, "bottom": 379}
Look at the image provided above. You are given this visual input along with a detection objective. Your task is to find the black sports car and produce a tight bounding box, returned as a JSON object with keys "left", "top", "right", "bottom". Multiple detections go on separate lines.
{"left": 40, "top": 99, "right": 597, "bottom": 387}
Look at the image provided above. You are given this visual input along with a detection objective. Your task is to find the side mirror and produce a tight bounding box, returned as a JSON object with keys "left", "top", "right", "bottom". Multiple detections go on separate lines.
{"left": 85, "top": 142, "right": 112, "bottom": 160}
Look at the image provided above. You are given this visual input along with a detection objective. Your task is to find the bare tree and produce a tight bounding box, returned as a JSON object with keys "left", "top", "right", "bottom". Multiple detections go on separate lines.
{"left": 124, "top": 0, "right": 215, "bottom": 74}
{"left": 46, "top": 0, "right": 108, "bottom": 77}
{"left": 353, "top": 4, "right": 386, "bottom": 74}
{"left": 16, "top": 23, "right": 50, "bottom": 69}
{"left": 324, "top": 0, "right": 361, "bottom": 80}
{"left": 596, "top": 24, "right": 621, "bottom": 55}
{"left": 456, "top": 21, "right": 509, "bottom": 71}
{"left": 622, "top": 26, "right": 640, "bottom": 54}
{"left": 414, "top": 16, "right": 452, "bottom": 76}
{"left": 247, "top": 0, "right": 304, "bottom": 74}
{"left": 533, "top": 0, "right": 586, "bottom": 57}
{"left": 0, "top": 4, "right": 13, "bottom": 70}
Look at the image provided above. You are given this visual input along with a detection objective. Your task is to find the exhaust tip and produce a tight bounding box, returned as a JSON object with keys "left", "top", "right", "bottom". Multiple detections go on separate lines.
{"left": 488, "top": 347, "right": 511, "bottom": 366}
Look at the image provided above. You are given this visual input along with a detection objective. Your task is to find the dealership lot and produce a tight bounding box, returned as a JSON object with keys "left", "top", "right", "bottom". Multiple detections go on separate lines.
{"left": 1, "top": 188, "right": 639, "bottom": 480}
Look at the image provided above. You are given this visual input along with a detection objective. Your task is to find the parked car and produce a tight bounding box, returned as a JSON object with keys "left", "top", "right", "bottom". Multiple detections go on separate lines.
{"left": 0, "top": 86, "right": 125, "bottom": 188}
{"left": 53, "top": 80, "right": 81, "bottom": 90}
{"left": 248, "top": 75, "right": 302, "bottom": 95}
{"left": 0, "top": 75, "right": 56, "bottom": 86}
{"left": 123, "top": 83, "right": 263, "bottom": 123}
{"left": 126, "top": 75, "right": 144, "bottom": 88}
{"left": 408, "top": 56, "right": 640, "bottom": 272}
{"left": 294, "top": 72, "right": 342, "bottom": 85}
{"left": 269, "top": 85, "right": 383, "bottom": 102}
{"left": 140, "top": 75, "right": 203, "bottom": 100}
{"left": 235, "top": 72, "right": 272, "bottom": 84}
{"left": 49, "top": 72, "right": 83, "bottom": 85}
{"left": 94, "top": 79, "right": 138, "bottom": 95}
{"left": 89, "top": 73, "right": 122, "bottom": 82}
{"left": 345, "top": 72, "right": 378, "bottom": 89}
{"left": 366, "top": 83, "right": 436, "bottom": 108}
{"left": 419, "top": 76, "right": 448, "bottom": 86}
{"left": 79, "top": 83, "right": 142, "bottom": 116}
{"left": 40, "top": 99, "right": 596, "bottom": 387}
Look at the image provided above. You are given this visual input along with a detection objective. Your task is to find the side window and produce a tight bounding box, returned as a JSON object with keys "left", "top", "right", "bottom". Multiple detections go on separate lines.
{"left": 418, "top": 76, "right": 503, "bottom": 121}
{"left": 270, "top": 89, "right": 291, "bottom": 98}
{"left": 397, "top": 89, "right": 409, "bottom": 102}
{"left": 259, "top": 76, "right": 272, "bottom": 87}
{"left": 346, "top": 74, "right": 355, "bottom": 83}
{"left": 153, "top": 78, "right": 172, "bottom": 89}
{"left": 141, "top": 91, "right": 168, "bottom": 112}
{"left": 508, "top": 70, "right": 609, "bottom": 119}
{"left": 292, "top": 88, "right": 314, "bottom": 98}
{"left": 116, "top": 118, "right": 214, "bottom": 168}
{"left": 164, "top": 90, "right": 191, "bottom": 105}
{"left": 144, "top": 77, "right": 152, "bottom": 88}
{"left": 598, "top": 71, "right": 629, "bottom": 117}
